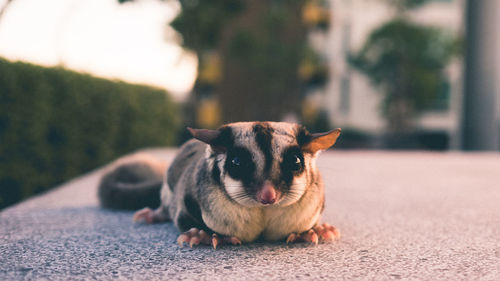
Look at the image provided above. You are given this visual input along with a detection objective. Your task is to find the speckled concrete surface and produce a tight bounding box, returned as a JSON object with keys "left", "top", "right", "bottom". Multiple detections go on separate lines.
{"left": 1, "top": 150, "right": 500, "bottom": 280}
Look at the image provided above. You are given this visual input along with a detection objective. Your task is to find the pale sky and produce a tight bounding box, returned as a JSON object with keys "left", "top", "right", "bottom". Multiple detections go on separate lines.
{"left": 0, "top": 0, "right": 197, "bottom": 100}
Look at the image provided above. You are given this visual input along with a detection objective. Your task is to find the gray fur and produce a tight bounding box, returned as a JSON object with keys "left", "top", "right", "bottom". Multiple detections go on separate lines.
{"left": 98, "top": 155, "right": 164, "bottom": 210}
{"left": 98, "top": 122, "right": 339, "bottom": 243}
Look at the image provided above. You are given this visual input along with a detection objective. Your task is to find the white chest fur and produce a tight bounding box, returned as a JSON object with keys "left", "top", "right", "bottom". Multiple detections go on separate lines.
{"left": 262, "top": 184, "right": 322, "bottom": 241}
{"left": 201, "top": 188, "right": 265, "bottom": 242}
{"left": 201, "top": 183, "right": 323, "bottom": 243}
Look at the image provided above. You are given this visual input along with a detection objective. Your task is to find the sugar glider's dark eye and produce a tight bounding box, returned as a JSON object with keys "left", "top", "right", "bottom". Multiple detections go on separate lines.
{"left": 231, "top": 156, "right": 241, "bottom": 166}
{"left": 294, "top": 155, "right": 301, "bottom": 164}
{"left": 290, "top": 154, "right": 302, "bottom": 171}
{"left": 281, "top": 147, "right": 304, "bottom": 175}
{"left": 281, "top": 147, "right": 305, "bottom": 184}
{"left": 225, "top": 147, "right": 255, "bottom": 184}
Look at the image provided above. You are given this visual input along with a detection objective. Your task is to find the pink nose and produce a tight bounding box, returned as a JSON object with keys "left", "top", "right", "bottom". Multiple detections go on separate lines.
{"left": 257, "top": 182, "right": 278, "bottom": 204}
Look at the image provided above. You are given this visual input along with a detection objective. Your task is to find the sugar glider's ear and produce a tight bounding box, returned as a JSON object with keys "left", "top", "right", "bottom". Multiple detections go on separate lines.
{"left": 187, "top": 127, "right": 226, "bottom": 153}
{"left": 301, "top": 128, "right": 341, "bottom": 154}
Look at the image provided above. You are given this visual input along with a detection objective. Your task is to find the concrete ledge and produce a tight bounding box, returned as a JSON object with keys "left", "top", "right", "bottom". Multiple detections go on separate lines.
{"left": 1, "top": 150, "right": 499, "bottom": 280}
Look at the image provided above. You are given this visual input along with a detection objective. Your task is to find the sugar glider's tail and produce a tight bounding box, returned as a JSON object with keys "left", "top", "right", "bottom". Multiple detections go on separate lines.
{"left": 98, "top": 154, "right": 167, "bottom": 210}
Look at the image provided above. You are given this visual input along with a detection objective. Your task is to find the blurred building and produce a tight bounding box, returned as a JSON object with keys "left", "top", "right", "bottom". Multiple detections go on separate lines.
{"left": 309, "top": 0, "right": 464, "bottom": 148}
{"left": 462, "top": 0, "right": 500, "bottom": 151}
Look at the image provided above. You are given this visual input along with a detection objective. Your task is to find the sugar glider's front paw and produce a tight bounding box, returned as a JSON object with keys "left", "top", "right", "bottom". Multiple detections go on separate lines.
{"left": 177, "top": 228, "right": 212, "bottom": 248}
{"left": 286, "top": 223, "right": 340, "bottom": 245}
{"left": 177, "top": 228, "right": 242, "bottom": 249}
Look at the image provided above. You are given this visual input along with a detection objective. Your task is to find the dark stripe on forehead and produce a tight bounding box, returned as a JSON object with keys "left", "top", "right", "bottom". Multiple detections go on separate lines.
{"left": 212, "top": 125, "right": 234, "bottom": 149}
{"left": 253, "top": 122, "right": 274, "bottom": 174}
{"left": 296, "top": 126, "right": 312, "bottom": 147}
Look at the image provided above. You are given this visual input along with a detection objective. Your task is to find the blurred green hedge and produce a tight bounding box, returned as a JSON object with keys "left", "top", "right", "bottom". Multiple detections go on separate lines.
{"left": 0, "top": 58, "right": 180, "bottom": 209}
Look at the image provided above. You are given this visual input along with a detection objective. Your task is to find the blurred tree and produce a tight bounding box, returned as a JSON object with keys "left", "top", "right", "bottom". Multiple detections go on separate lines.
{"left": 349, "top": 3, "right": 459, "bottom": 134}
{"left": 172, "top": 0, "right": 309, "bottom": 124}
{"left": 119, "top": 0, "right": 330, "bottom": 127}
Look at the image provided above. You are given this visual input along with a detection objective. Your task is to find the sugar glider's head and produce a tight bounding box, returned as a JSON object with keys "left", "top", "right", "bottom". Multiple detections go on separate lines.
{"left": 188, "top": 122, "right": 341, "bottom": 207}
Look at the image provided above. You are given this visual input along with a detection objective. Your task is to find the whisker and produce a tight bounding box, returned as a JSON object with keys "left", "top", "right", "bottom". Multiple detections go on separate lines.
{"left": 223, "top": 183, "right": 310, "bottom": 187}
{"left": 228, "top": 193, "right": 253, "bottom": 199}
{"left": 287, "top": 190, "right": 305, "bottom": 194}
{"left": 229, "top": 193, "right": 251, "bottom": 198}
{"left": 228, "top": 191, "right": 249, "bottom": 195}
{"left": 228, "top": 193, "right": 249, "bottom": 198}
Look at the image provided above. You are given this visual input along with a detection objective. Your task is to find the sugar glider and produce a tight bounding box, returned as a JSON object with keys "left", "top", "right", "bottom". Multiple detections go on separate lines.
{"left": 98, "top": 122, "right": 341, "bottom": 248}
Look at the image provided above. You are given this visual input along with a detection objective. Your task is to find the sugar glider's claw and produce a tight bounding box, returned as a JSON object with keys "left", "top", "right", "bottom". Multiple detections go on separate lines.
{"left": 286, "top": 233, "right": 298, "bottom": 244}
{"left": 189, "top": 236, "right": 200, "bottom": 248}
{"left": 177, "top": 233, "right": 190, "bottom": 247}
{"left": 224, "top": 236, "right": 242, "bottom": 245}
{"left": 232, "top": 237, "right": 242, "bottom": 245}
{"left": 303, "top": 229, "right": 319, "bottom": 245}
{"left": 212, "top": 234, "right": 220, "bottom": 250}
